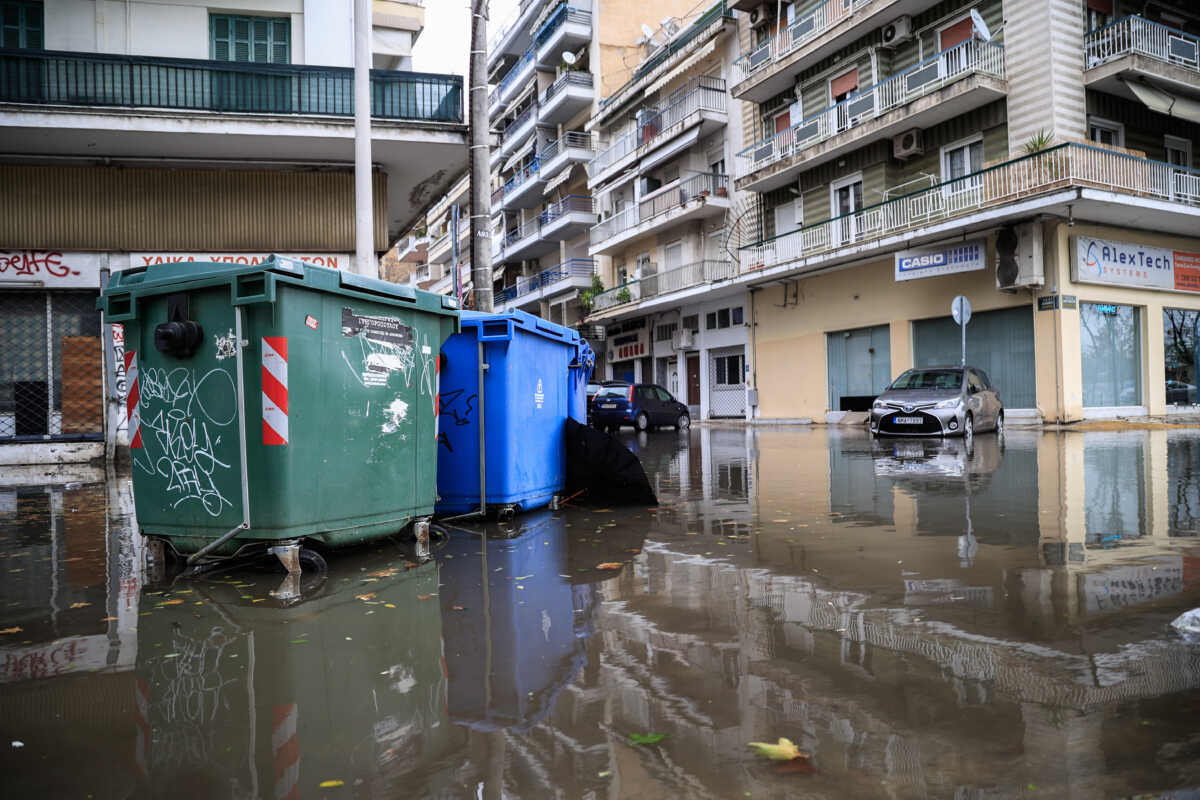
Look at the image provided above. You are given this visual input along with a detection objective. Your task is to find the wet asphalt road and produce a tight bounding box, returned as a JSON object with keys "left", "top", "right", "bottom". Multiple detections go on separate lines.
{"left": 2, "top": 426, "right": 1200, "bottom": 799}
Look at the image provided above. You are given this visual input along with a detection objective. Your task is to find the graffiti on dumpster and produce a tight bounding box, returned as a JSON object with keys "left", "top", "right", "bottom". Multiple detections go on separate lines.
{"left": 133, "top": 366, "right": 238, "bottom": 517}
{"left": 341, "top": 310, "right": 438, "bottom": 439}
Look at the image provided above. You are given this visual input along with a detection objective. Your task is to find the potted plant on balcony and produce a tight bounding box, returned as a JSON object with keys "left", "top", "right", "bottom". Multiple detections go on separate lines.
{"left": 579, "top": 274, "right": 604, "bottom": 312}
{"left": 615, "top": 287, "right": 632, "bottom": 304}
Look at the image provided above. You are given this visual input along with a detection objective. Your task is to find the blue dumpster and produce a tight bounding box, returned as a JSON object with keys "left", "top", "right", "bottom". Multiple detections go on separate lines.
{"left": 436, "top": 310, "right": 593, "bottom": 514}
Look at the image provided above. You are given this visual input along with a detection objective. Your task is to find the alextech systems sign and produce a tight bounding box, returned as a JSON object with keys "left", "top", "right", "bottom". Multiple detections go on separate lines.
{"left": 1072, "top": 235, "right": 1200, "bottom": 293}
{"left": 894, "top": 239, "right": 986, "bottom": 281}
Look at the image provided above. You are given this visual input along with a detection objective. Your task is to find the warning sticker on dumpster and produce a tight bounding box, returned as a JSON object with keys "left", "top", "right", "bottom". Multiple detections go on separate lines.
{"left": 341, "top": 308, "right": 413, "bottom": 348}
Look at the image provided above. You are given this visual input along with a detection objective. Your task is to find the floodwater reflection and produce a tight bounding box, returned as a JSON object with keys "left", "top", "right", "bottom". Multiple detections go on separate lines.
{"left": 1, "top": 427, "right": 1199, "bottom": 799}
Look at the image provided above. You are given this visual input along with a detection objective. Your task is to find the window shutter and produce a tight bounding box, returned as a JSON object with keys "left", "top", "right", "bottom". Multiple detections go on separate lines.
{"left": 212, "top": 16, "right": 230, "bottom": 60}
{"left": 830, "top": 68, "right": 858, "bottom": 99}
{"left": 939, "top": 17, "right": 974, "bottom": 50}
{"left": 234, "top": 18, "right": 251, "bottom": 62}
{"left": 252, "top": 18, "right": 268, "bottom": 62}
{"left": 271, "top": 20, "right": 290, "bottom": 64}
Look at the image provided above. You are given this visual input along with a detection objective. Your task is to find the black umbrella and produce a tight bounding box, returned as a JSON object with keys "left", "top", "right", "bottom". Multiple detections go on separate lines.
{"left": 563, "top": 419, "right": 658, "bottom": 507}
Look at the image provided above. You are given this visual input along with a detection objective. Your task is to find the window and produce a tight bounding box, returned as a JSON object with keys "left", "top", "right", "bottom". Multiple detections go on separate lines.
{"left": 774, "top": 198, "right": 801, "bottom": 237}
{"left": 211, "top": 14, "right": 291, "bottom": 64}
{"left": 656, "top": 323, "right": 677, "bottom": 342}
{"left": 942, "top": 136, "right": 984, "bottom": 185}
{"left": 654, "top": 387, "right": 673, "bottom": 402}
{"left": 705, "top": 306, "right": 742, "bottom": 330}
{"left": 2, "top": 1, "right": 42, "bottom": 49}
{"left": 1081, "top": 302, "right": 1141, "bottom": 407}
{"left": 1164, "top": 309, "right": 1198, "bottom": 406}
{"left": 714, "top": 354, "right": 745, "bottom": 386}
{"left": 1165, "top": 135, "right": 1192, "bottom": 168}
{"left": 1088, "top": 117, "right": 1124, "bottom": 148}
{"left": 682, "top": 314, "right": 699, "bottom": 333}
{"left": 1085, "top": 0, "right": 1113, "bottom": 31}
{"left": 663, "top": 241, "right": 683, "bottom": 272}
{"left": 967, "top": 371, "right": 986, "bottom": 394}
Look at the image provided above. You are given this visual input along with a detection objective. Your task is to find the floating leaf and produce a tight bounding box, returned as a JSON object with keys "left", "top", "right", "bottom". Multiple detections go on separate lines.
{"left": 69, "top": 602, "right": 90, "bottom": 609}
{"left": 368, "top": 568, "right": 399, "bottom": 578}
{"left": 629, "top": 733, "right": 668, "bottom": 745}
{"left": 158, "top": 599, "right": 184, "bottom": 606}
{"left": 596, "top": 562, "right": 623, "bottom": 570}
{"left": 318, "top": 780, "right": 345, "bottom": 788}
{"left": 355, "top": 593, "right": 376, "bottom": 601}
{"left": 417, "top": 594, "right": 435, "bottom": 600}
{"left": 1, "top": 627, "right": 24, "bottom": 635}
{"left": 748, "top": 738, "right": 806, "bottom": 761}
{"left": 384, "top": 603, "right": 396, "bottom": 609}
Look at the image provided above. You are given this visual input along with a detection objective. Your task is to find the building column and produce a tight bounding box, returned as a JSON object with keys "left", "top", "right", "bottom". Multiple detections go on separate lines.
{"left": 699, "top": 347, "right": 710, "bottom": 420}
{"left": 889, "top": 319, "right": 912, "bottom": 377}
{"left": 1004, "top": 0, "right": 1087, "bottom": 154}
{"left": 1142, "top": 299, "right": 1167, "bottom": 415}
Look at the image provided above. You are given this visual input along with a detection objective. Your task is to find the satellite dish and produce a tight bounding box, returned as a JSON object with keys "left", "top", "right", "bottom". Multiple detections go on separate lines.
{"left": 641, "top": 23, "right": 655, "bottom": 39}
{"left": 562, "top": 51, "right": 577, "bottom": 65}
{"left": 970, "top": 9, "right": 992, "bottom": 41}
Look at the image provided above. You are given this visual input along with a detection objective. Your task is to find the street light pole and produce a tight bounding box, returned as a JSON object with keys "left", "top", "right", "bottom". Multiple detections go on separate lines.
{"left": 469, "top": 0, "right": 494, "bottom": 311}
{"left": 353, "top": 0, "right": 375, "bottom": 276}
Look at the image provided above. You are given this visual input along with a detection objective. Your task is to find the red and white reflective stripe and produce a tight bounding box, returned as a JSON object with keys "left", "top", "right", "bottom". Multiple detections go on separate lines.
{"left": 134, "top": 677, "right": 150, "bottom": 777}
{"left": 433, "top": 356, "right": 440, "bottom": 441}
{"left": 272, "top": 703, "right": 299, "bottom": 800}
{"left": 262, "top": 337, "right": 288, "bottom": 446}
{"left": 125, "top": 350, "right": 142, "bottom": 449}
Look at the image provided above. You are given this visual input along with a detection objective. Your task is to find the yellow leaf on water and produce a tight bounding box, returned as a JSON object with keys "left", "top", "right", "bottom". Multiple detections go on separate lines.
{"left": 0, "top": 627, "right": 23, "bottom": 635}
{"left": 595, "top": 562, "right": 623, "bottom": 570}
{"left": 157, "top": 599, "right": 184, "bottom": 606}
{"left": 318, "top": 780, "right": 345, "bottom": 788}
{"left": 747, "top": 738, "right": 807, "bottom": 761}
{"left": 69, "top": 602, "right": 90, "bottom": 609}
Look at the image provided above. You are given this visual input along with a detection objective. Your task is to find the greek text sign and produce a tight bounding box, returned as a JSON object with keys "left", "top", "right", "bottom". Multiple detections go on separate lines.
{"left": 894, "top": 239, "right": 986, "bottom": 281}
{"left": 0, "top": 251, "right": 102, "bottom": 287}
{"left": 128, "top": 253, "right": 352, "bottom": 270}
{"left": 1071, "top": 236, "right": 1200, "bottom": 293}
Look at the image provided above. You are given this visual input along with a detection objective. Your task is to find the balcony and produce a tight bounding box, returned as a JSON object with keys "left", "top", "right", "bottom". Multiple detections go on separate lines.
{"left": 0, "top": 49, "right": 466, "bottom": 238}
{"left": 488, "top": 0, "right": 543, "bottom": 69}
{"left": 589, "top": 172, "right": 729, "bottom": 256}
{"left": 539, "top": 71, "right": 593, "bottom": 125}
{"left": 497, "top": 258, "right": 596, "bottom": 309}
{"left": 737, "top": 41, "right": 1006, "bottom": 193}
{"left": 502, "top": 213, "right": 557, "bottom": 261}
{"left": 539, "top": 131, "right": 595, "bottom": 180}
{"left": 589, "top": 77, "right": 727, "bottom": 188}
{"left": 1084, "top": 16, "right": 1200, "bottom": 104}
{"left": 428, "top": 231, "right": 452, "bottom": 264}
{"left": 590, "top": 259, "right": 734, "bottom": 314}
{"left": 501, "top": 156, "right": 544, "bottom": 210}
{"left": 496, "top": 103, "right": 539, "bottom": 161}
{"left": 740, "top": 143, "right": 1200, "bottom": 273}
{"left": 535, "top": 5, "right": 593, "bottom": 67}
{"left": 496, "top": 46, "right": 536, "bottom": 107}
{"left": 731, "top": 0, "right": 942, "bottom": 104}
{"left": 539, "top": 195, "right": 597, "bottom": 240}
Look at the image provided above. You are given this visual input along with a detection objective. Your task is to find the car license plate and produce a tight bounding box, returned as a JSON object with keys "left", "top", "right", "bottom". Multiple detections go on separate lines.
{"left": 600, "top": 403, "right": 617, "bottom": 409}
{"left": 893, "top": 416, "right": 923, "bottom": 424}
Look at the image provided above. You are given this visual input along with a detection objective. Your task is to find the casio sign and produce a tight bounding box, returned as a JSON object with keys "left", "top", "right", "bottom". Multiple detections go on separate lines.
{"left": 898, "top": 253, "right": 947, "bottom": 269}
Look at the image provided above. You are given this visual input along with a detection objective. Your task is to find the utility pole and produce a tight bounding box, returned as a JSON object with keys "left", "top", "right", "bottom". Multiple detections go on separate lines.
{"left": 353, "top": 0, "right": 375, "bottom": 276}
{"left": 469, "top": 0, "right": 493, "bottom": 311}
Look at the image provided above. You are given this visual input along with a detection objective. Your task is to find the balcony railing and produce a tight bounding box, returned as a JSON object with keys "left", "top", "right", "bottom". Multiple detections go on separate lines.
{"left": 732, "top": 0, "right": 871, "bottom": 86}
{"left": 489, "top": 0, "right": 540, "bottom": 51}
{"left": 737, "top": 40, "right": 1005, "bottom": 178}
{"left": 498, "top": 46, "right": 535, "bottom": 96}
{"left": 1085, "top": 15, "right": 1200, "bottom": 73}
{"left": 741, "top": 142, "right": 1200, "bottom": 269}
{"left": 540, "top": 194, "right": 595, "bottom": 225}
{"left": 502, "top": 156, "right": 541, "bottom": 196}
{"left": 541, "top": 70, "right": 592, "bottom": 103}
{"left": 501, "top": 102, "right": 538, "bottom": 138}
{"left": 592, "top": 77, "right": 726, "bottom": 174}
{"left": 0, "top": 48, "right": 463, "bottom": 122}
{"left": 591, "top": 259, "right": 733, "bottom": 312}
{"left": 539, "top": 130, "right": 595, "bottom": 161}
{"left": 535, "top": 5, "right": 593, "bottom": 50}
{"left": 590, "top": 172, "right": 727, "bottom": 246}
{"left": 500, "top": 257, "right": 596, "bottom": 302}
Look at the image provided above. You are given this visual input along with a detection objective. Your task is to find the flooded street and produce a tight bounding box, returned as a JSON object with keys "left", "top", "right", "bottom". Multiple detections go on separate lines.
{"left": 3, "top": 427, "right": 1200, "bottom": 799}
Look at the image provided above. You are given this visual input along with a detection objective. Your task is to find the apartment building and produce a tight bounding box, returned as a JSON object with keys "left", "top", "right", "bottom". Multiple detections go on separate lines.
{"left": 584, "top": 2, "right": 752, "bottom": 420}
{"left": 0, "top": 0, "right": 465, "bottom": 464}
{"left": 727, "top": 0, "right": 1199, "bottom": 423}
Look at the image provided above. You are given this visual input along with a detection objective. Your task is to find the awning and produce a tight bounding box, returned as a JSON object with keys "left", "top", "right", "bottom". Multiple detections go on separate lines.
{"left": 643, "top": 40, "right": 716, "bottom": 98}
{"left": 543, "top": 168, "right": 573, "bottom": 196}
{"left": 638, "top": 127, "right": 700, "bottom": 173}
{"left": 493, "top": 265, "right": 505, "bottom": 280}
{"left": 1123, "top": 79, "right": 1200, "bottom": 124}
{"left": 502, "top": 137, "right": 537, "bottom": 172}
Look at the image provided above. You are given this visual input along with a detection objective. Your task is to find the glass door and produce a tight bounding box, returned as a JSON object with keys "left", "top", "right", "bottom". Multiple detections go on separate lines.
{"left": 831, "top": 176, "right": 863, "bottom": 247}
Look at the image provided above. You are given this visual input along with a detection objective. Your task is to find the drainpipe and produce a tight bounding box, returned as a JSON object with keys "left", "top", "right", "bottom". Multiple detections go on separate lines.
{"left": 749, "top": 287, "right": 760, "bottom": 420}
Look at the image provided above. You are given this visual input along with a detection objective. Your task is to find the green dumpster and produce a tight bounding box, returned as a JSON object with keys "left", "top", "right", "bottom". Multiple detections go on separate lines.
{"left": 99, "top": 256, "right": 459, "bottom": 559}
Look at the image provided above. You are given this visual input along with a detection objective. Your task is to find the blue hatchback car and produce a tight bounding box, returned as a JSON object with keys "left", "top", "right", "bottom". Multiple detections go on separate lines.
{"left": 591, "top": 383, "right": 690, "bottom": 432}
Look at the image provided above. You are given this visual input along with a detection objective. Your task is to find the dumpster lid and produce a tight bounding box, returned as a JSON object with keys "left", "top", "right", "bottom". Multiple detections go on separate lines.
{"left": 460, "top": 309, "right": 581, "bottom": 344}
{"left": 102, "top": 255, "right": 459, "bottom": 316}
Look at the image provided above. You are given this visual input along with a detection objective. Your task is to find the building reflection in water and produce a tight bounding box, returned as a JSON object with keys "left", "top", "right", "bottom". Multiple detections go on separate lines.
{"left": 0, "top": 428, "right": 1199, "bottom": 798}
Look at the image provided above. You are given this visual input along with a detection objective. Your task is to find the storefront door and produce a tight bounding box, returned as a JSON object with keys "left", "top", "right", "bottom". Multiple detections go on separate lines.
{"left": 913, "top": 306, "right": 1036, "bottom": 408}
{"left": 827, "top": 324, "right": 891, "bottom": 411}
{"left": 1080, "top": 302, "right": 1142, "bottom": 408}
{"left": 687, "top": 353, "right": 701, "bottom": 406}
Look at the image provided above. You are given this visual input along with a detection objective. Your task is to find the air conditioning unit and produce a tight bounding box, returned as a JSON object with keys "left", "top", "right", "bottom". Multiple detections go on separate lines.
{"left": 607, "top": 350, "right": 617, "bottom": 362}
{"left": 748, "top": 3, "right": 771, "bottom": 28}
{"left": 995, "top": 222, "right": 1045, "bottom": 291}
{"left": 672, "top": 329, "right": 694, "bottom": 350}
{"left": 880, "top": 15, "right": 913, "bottom": 47}
{"left": 892, "top": 129, "right": 924, "bottom": 159}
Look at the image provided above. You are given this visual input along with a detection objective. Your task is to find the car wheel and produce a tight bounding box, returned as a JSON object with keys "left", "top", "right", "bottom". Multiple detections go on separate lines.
{"left": 994, "top": 412, "right": 1005, "bottom": 438}
{"left": 634, "top": 412, "right": 649, "bottom": 432}
{"left": 963, "top": 413, "right": 974, "bottom": 441}
{"left": 675, "top": 413, "right": 690, "bottom": 430}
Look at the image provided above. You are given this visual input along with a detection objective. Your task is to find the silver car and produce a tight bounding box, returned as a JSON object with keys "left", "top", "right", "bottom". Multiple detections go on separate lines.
{"left": 870, "top": 366, "right": 1003, "bottom": 438}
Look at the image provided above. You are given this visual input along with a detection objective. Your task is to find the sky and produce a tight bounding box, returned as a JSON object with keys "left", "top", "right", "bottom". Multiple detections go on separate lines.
{"left": 413, "top": 0, "right": 520, "bottom": 77}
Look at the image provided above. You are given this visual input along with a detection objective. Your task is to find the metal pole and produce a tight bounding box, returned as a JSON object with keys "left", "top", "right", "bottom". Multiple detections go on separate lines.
{"left": 961, "top": 316, "right": 966, "bottom": 367}
{"left": 353, "top": 0, "right": 375, "bottom": 276}
{"left": 469, "top": 0, "right": 493, "bottom": 311}
{"left": 451, "top": 203, "right": 462, "bottom": 306}
{"left": 477, "top": 339, "right": 487, "bottom": 516}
